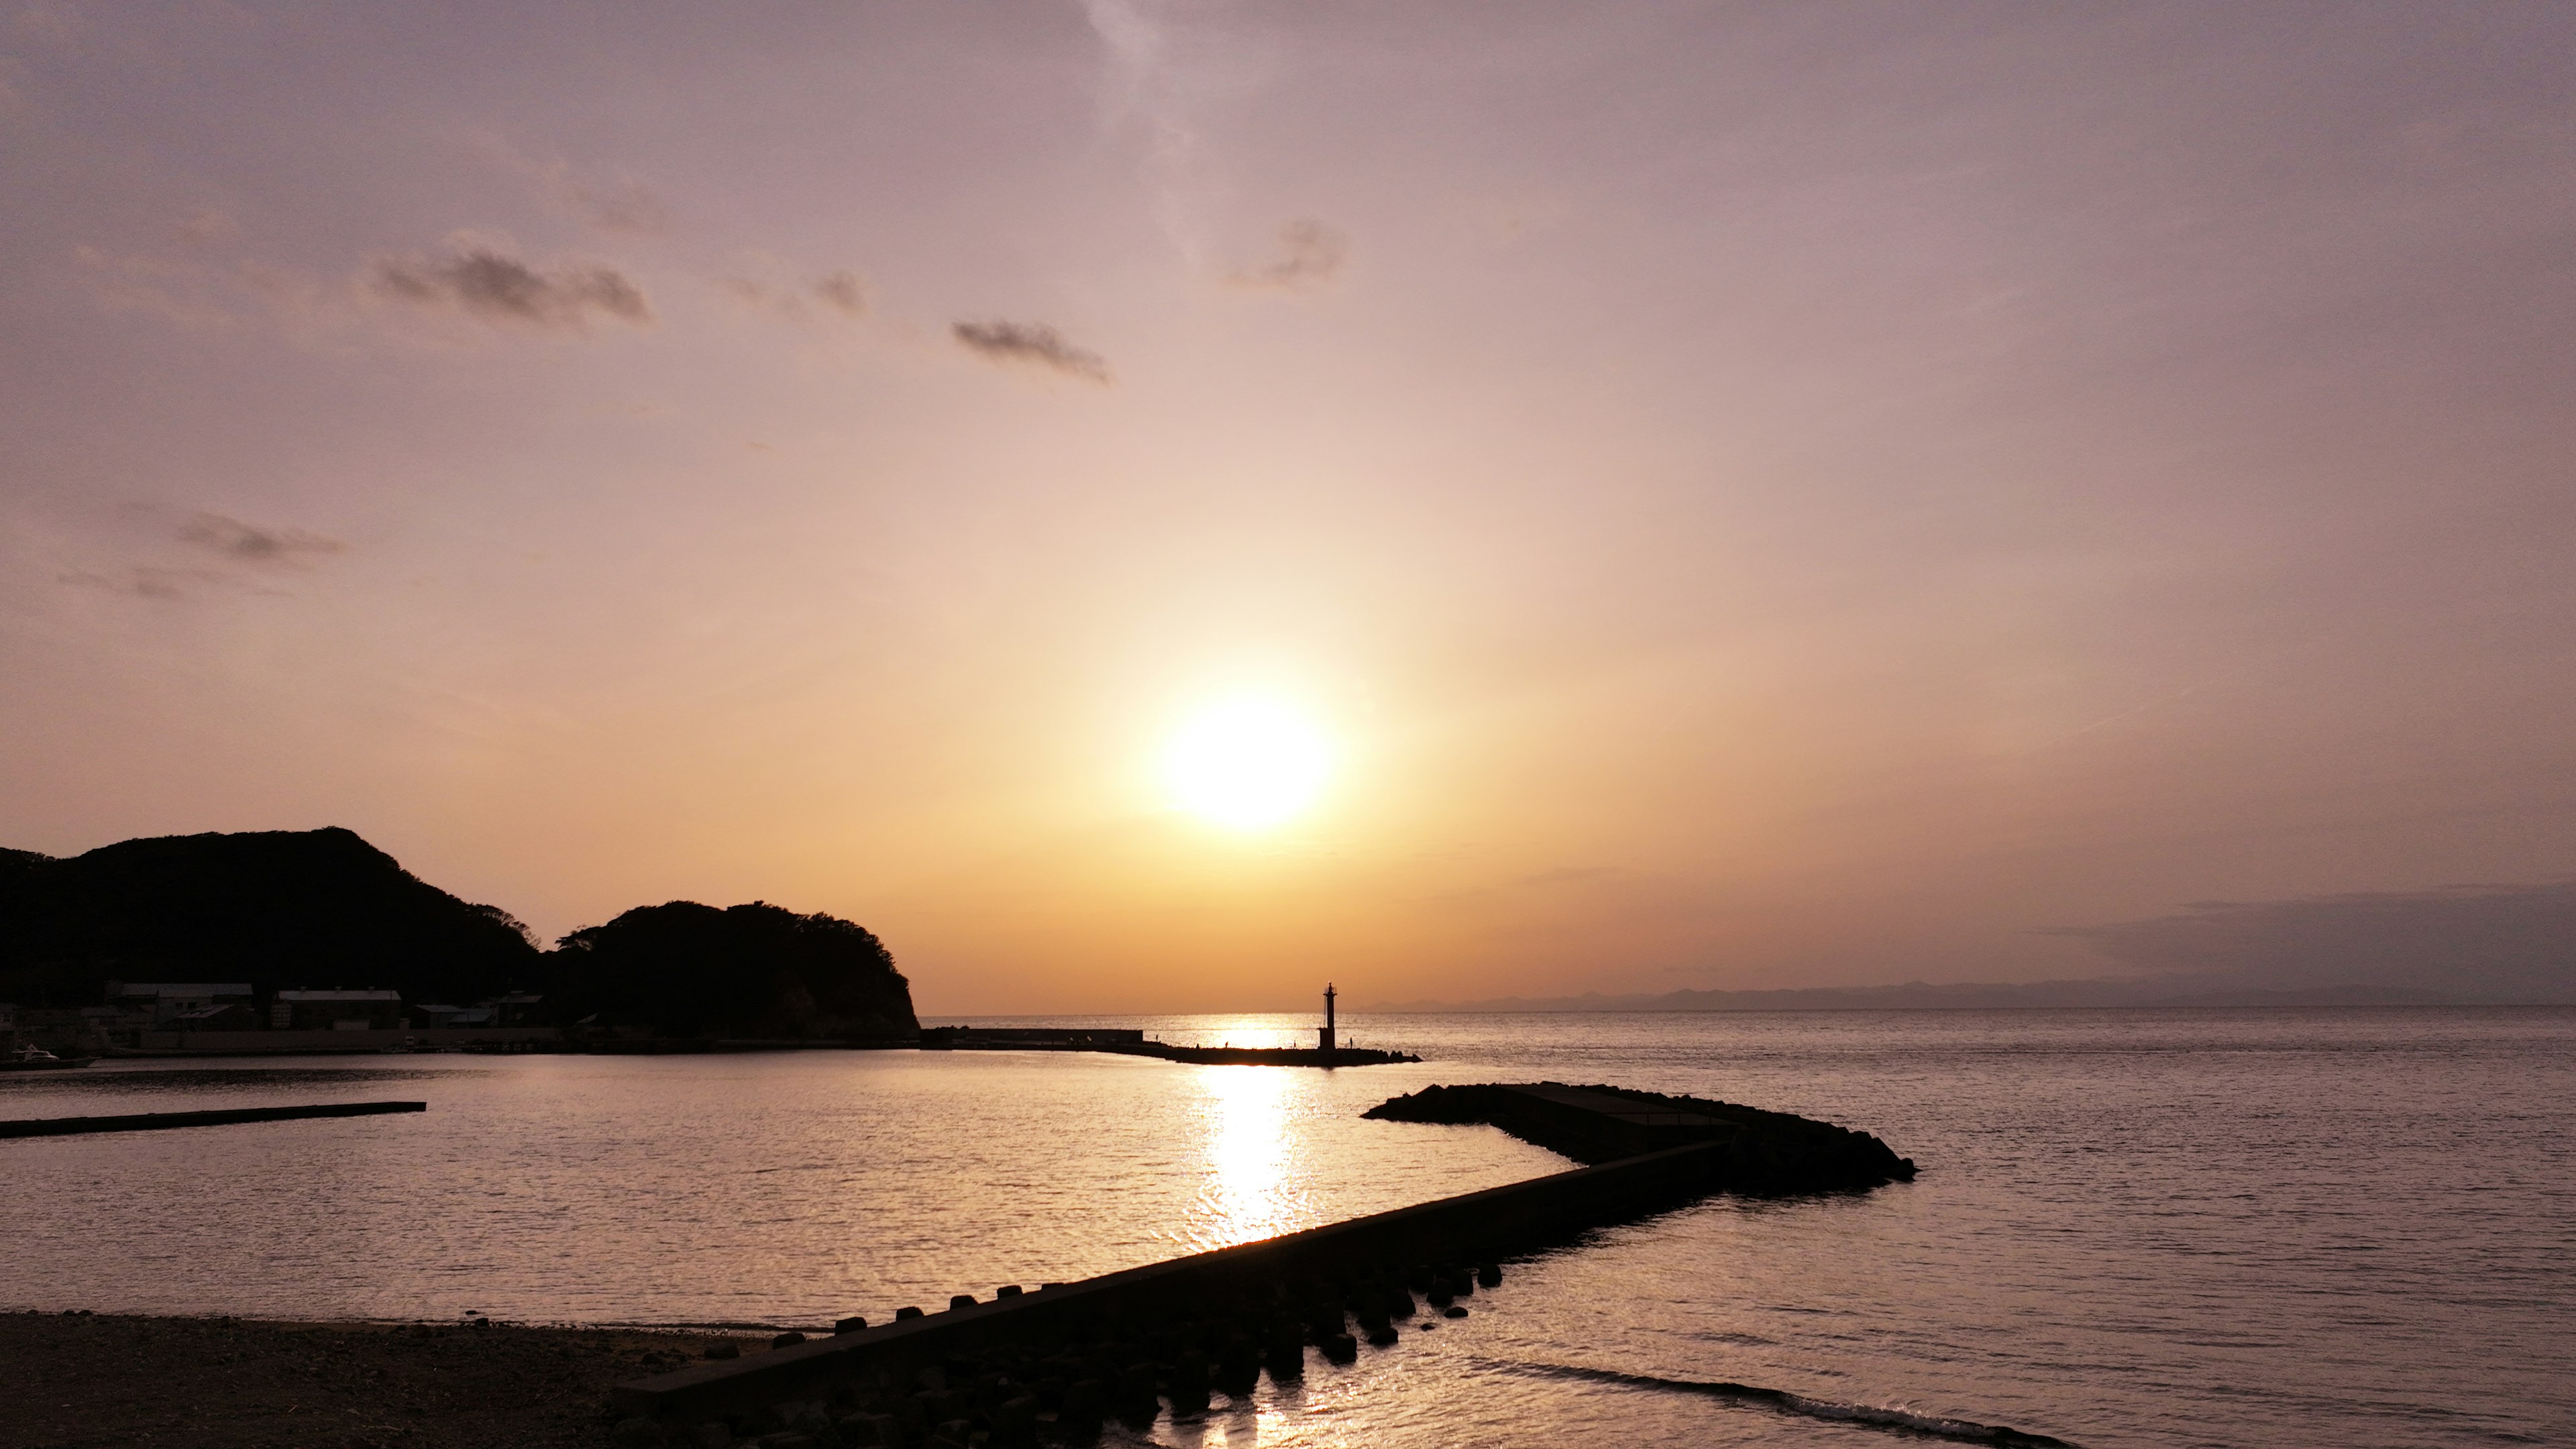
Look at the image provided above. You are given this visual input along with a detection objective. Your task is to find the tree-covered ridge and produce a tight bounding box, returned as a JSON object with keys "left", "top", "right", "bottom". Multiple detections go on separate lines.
{"left": 0, "top": 827, "right": 539, "bottom": 1008}
{"left": 551, "top": 900, "right": 916, "bottom": 1038}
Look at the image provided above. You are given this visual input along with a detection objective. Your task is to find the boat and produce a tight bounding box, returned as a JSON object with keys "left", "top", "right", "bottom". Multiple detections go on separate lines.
{"left": 1, "top": 1044, "right": 95, "bottom": 1071}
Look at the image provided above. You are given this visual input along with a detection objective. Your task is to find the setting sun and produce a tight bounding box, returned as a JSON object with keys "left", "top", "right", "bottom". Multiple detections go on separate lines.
{"left": 1161, "top": 695, "right": 1332, "bottom": 830}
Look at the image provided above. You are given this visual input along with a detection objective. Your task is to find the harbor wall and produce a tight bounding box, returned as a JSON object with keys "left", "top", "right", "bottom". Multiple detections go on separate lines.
{"left": 124, "top": 1026, "right": 561, "bottom": 1054}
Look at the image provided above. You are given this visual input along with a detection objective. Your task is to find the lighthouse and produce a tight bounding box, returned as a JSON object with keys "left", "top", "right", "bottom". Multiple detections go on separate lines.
{"left": 1319, "top": 983, "right": 1338, "bottom": 1053}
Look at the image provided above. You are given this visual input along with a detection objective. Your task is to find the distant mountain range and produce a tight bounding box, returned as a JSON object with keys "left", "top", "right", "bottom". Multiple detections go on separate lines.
{"left": 1360, "top": 979, "right": 2473, "bottom": 1012}
{"left": 1369, "top": 877, "right": 2576, "bottom": 1010}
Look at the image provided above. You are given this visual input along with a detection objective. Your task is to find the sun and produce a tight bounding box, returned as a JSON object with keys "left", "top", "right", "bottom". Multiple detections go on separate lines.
{"left": 1161, "top": 694, "right": 1332, "bottom": 830}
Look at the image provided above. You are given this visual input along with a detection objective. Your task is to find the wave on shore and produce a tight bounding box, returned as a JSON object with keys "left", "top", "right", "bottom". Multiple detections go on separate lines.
{"left": 1492, "top": 1359, "right": 2079, "bottom": 1446}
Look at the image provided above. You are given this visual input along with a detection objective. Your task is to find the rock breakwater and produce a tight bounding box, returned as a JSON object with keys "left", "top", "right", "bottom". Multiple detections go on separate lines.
{"left": 1362, "top": 1081, "right": 1917, "bottom": 1188}
{"left": 607, "top": 1083, "right": 1913, "bottom": 1444}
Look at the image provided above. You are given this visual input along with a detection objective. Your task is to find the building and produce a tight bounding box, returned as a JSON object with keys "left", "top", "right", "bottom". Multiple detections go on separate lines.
{"left": 272, "top": 989, "right": 404, "bottom": 1030}
{"left": 11, "top": 1007, "right": 94, "bottom": 1053}
{"left": 167, "top": 1003, "right": 262, "bottom": 1031}
{"left": 491, "top": 992, "right": 546, "bottom": 1026}
{"left": 410, "top": 994, "right": 544, "bottom": 1030}
{"left": 105, "top": 982, "right": 256, "bottom": 1024}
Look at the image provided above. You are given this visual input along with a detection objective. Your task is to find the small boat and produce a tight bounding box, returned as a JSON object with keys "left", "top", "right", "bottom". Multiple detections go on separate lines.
{"left": 1, "top": 1044, "right": 95, "bottom": 1071}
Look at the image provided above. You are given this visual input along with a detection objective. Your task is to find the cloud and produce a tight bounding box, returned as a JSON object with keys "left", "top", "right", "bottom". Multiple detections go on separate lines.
{"left": 58, "top": 514, "right": 348, "bottom": 600}
{"left": 76, "top": 246, "right": 240, "bottom": 329}
{"left": 564, "top": 176, "right": 671, "bottom": 235}
{"left": 2052, "top": 880, "right": 2576, "bottom": 1002}
{"left": 721, "top": 265, "right": 869, "bottom": 321}
{"left": 1229, "top": 221, "right": 1348, "bottom": 292}
{"left": 176, "top": 514, "right": 347, "bottom": 568}
{"left": 173, "top": 206, "right": 239, "bottom": 248}
{"left": 1082, "top": 0, "right": 1218, "bottom": 266}
{"left": 474, "top": 136, "right": 675, "bottom": 235}
{"left": 373, "top": 246, "right": 652, "bottom": 331}
{"left": 59, "top": 568, "right": 234, "bottom": 599}
{"left": 952, "top": 319, "right": 1112, "bottom": 383}
{"left": 812, "top": 270, "right": 868, "bottom": 317}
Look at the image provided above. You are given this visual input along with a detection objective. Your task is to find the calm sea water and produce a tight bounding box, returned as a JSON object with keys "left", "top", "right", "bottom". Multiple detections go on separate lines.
{"left": 2, "top": 1009, "right": 2569, "bottom": 1448}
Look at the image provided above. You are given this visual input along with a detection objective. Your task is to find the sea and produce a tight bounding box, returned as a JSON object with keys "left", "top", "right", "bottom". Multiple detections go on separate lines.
{"left": 2, "top": 1009, "right": 2569, "bottom": 1448}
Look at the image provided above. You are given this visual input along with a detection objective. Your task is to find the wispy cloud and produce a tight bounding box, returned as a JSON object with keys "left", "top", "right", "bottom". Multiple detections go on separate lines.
{"left": 177, "top": 513, "right": 347, "bottom": 568}
{"left": 173, "top": 206, "right": 239, "bottom": 248}
{"left": 476, "top": 134, "right": 675, "bottom": 235}
{"left": 1082, "top": 0, "right": 1219, "bottom": 266}
{"left": 1229, "top": 221, "right": 1348, "bottom": 293}
{"left": 722, "top": 264, "right": 869, "bottom": 321}
{"left": 373, "top": 246, "right": 652, "bottom": 332}
{"left": 564, "top": 176, "right": 671, "bottom": 235}
{"left": 60, "top": 513, "right": 348, "bottom": 600}
{"left": 952, "top": 319, "right": 1112, "bottom": 384}
{"left": 59, "top": 567, "right": 235, "bottom": 600}
{"left": 76, "top": 246, "right": 241, "bottom": 329}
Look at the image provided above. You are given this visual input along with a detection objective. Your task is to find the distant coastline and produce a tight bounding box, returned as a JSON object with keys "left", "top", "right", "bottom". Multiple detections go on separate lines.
{"left": 1360, "top": 981, "right": 2542, "bottom": 1012}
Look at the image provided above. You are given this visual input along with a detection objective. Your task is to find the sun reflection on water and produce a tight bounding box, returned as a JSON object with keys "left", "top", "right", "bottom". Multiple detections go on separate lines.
{"left": 1183, "top": 1065, "right": 1312, "bottom": 1251}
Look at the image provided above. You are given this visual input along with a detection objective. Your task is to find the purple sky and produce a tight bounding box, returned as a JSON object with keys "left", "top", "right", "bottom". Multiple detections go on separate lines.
{"left": 3, "top": 3, "right": 2572, "bottom": 1010}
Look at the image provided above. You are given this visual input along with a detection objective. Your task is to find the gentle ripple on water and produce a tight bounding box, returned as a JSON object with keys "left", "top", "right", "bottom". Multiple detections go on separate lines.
{"left": 2, "top": 1008, "right": 2569, "bottom": 1448}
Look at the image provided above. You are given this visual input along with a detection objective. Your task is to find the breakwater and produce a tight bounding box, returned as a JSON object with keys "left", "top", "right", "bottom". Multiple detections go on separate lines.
{"left": 920, "top": 1026, "right": 1419, "bottom": 1067}
{"left": 606, "top": 1083, "right": 1910, "bottom": 1446}
{"left": 0, "top": 1100, "right": 427, "bottom": 1139}
{"left": 1364, "top": 1081, "right": 1917, "bottom": 1183}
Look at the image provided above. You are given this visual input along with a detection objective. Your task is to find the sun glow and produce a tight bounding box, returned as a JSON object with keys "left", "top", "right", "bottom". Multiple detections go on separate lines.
{"left": 1161, "top": 694, "right": 1332, "bottom": 829}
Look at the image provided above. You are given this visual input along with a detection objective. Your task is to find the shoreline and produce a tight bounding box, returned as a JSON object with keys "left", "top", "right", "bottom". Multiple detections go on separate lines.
{"left": 0, "top": 1310, "right": 782, "bottom": 1448}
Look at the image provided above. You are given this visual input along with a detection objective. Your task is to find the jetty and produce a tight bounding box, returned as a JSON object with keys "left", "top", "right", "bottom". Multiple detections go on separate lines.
{"left": 920, "top": 1028, "right": 1417, "bottom": 1067}
{"left": 920, "top": 983, "right": 1419, "bottom": 1067}
{"left": 0, "top": 1099, "right": 427, "bottom": 1139}
{"left": 606, "top": 1082, "right": 1913, "bottom": 1442}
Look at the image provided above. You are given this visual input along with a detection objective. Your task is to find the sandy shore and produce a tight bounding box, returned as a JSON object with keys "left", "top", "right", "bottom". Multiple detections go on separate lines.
{"left": 0, "top": 1312, "right": 779, "bottom": 1449}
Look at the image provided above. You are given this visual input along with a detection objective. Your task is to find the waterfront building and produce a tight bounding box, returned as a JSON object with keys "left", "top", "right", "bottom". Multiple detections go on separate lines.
{"left": 271, "top": 989, "right": 403, "bottom": 1030}
{"left": 105, "top": 981, "right": 255, "bottom": 1024}
{"left": 166, "top": 1003, "right": 262, "bottom": 1031}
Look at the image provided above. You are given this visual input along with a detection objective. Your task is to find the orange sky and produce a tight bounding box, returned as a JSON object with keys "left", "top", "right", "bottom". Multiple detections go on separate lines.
{"left": 3, "top": 4, "right": 2573, "bottom": 1010}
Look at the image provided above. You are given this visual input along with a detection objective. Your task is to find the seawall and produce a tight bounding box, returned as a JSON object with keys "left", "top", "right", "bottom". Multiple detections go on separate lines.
{"left": 119, "top": 1026, "right": 561, "bottom": 1055}
{"left": 0, "top": 1100, "right": 427, "bottom": 1138}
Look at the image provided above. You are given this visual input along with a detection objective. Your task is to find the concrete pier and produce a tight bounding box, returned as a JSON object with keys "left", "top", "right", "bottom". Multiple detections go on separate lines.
{"left": 920, "top": 1028, "right": 1419, "bottom": 1067}
{"left": 0, "top": 1100, "right": 427, "bottom": 1139}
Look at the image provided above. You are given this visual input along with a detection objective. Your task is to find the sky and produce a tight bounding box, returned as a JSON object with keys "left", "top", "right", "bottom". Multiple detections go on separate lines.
{"left": 3, "top": 3, "right": 2572, "bottom": 1011}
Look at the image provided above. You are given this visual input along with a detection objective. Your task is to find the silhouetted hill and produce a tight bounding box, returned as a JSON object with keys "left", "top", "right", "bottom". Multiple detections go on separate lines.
{"left": 0, "top": 828, "right": 540, "bottom": 1008}
{"left": 549, "top": 901, "right": 917, "bottom": 1038}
